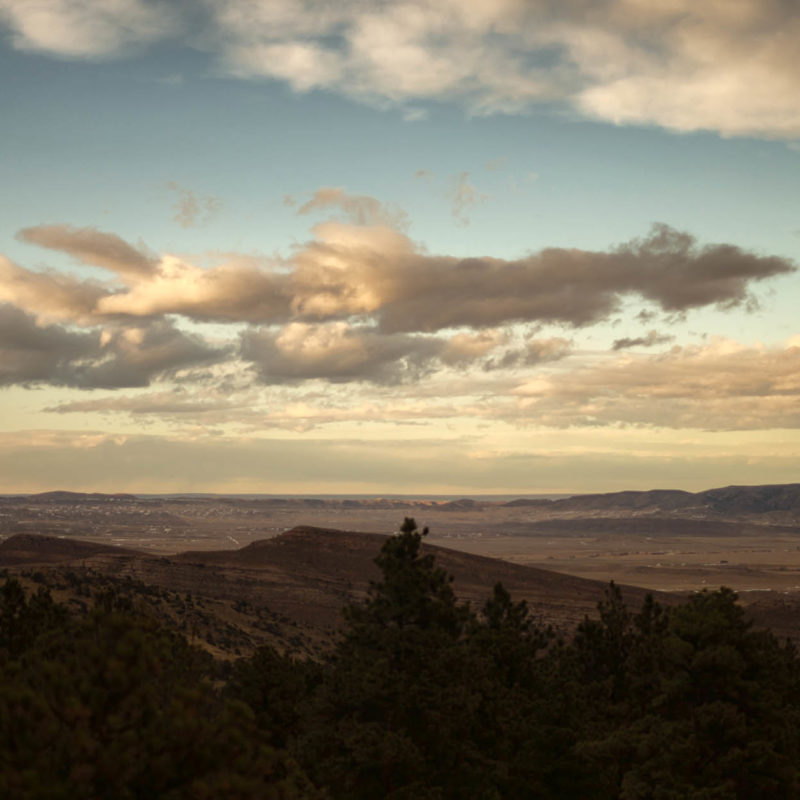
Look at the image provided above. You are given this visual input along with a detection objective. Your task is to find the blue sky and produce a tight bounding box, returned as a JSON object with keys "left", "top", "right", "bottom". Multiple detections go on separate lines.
{"left": 1, "top": 1, "right": 799, "bottom": 494}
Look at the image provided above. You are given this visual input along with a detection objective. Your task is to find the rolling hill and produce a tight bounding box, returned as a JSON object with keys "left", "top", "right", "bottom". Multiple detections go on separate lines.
{"left": 0, "top": 526, "right": 675, "bottom": 657}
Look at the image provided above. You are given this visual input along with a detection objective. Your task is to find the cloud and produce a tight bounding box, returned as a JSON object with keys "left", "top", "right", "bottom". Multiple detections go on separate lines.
{"left": 450, "top": 172, "right": 488, "bottom": 226}
{"left": 3, "top": 426, "right": 799, "bottom": 493}
{"left": 569, "top": 0, "right": 800, "bottom": 139}
{"left": 34, "top": 324, "right": 800, "bottom": 435}
{"left": 524, "top": 337, "right": 573, "bottom": 364}
{"left": 481, "top": 336, "right": 573, "bottom": 371}
{"left": 289, "top": 221, "right": 791, "bottom": 334}
{"left": 3, "top": 2, "right": 800, "bottom": 138}
{"left": 240, "top": 322, "right": 572, "bottom": 387}
{"left": 17, "top": 224, "right": 157, "bottom": 277}
{"left": 0, "top": 253, "right": 107, "bottom": 324}
{"left": 0, "top": 303, "right": 225, "bottom": 388}
{"left": 81, "top": 320, "right": 227, "bottom": 389}
{"left": 45, "top": 386, "right": 483, "bottom": 432}
{"left": 240, "top": 321, "right": 441, "bottom": 384}
{"left": 402, "top": 107, "right": 428, "bottom": 122}
{"left": 440, "top": 330, "right": 505, "bottom": 365}
{"left": 0, "top": 0, "right": 177, "bottom": 58}
{"left": 167, "top": 183, "right": 223, "bottom": 229}
{"left": 202, "top": 0, "right": 800, "bottom": 139}
{"left": 8, "top": 218, "right": 795, "bottom": 338}
{"left": 94, "top": 254, "right": 293, "bottom": 322}
{"left": 511, "top": 338, "right": 800, "bottom": 430}
{"left": 44, "top": 390, "right": 240, "bottom": 417}
{"left": 296, "top": 187, "right": 408, "bottom": 230}
{"left": 612, "top": 330, "right": 675, "bottom": 350}
{"left": 0, "top": 302, "right": 95, "bottom": 386}
{"left": 484, "top": 158, "right": 507, "bottom": 172}
{"left": 0, "top": 429, "right": 559, "bottom": 493}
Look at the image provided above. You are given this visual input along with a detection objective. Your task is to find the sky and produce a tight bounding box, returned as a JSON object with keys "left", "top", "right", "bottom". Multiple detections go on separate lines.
{"left": 1, "top": 0, "right": 799, "bottom": 495}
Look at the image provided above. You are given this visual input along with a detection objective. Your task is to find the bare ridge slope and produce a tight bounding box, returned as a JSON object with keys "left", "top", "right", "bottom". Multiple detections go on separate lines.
{"left": 0, "top": 533, "right": 144, "bottom": 565}
{"left": 175, "top": 525, "right": 676, "bottom": 629}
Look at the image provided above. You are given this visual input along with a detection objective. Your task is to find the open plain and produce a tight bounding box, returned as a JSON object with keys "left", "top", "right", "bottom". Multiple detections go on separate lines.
{"left": 4, "top": 486, "right": 800, "bottom": 595}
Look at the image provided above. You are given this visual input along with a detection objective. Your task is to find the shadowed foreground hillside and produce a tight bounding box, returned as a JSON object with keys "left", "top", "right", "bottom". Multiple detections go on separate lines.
{"left": 4, "top": 519, "right": 800, "bottom": 799}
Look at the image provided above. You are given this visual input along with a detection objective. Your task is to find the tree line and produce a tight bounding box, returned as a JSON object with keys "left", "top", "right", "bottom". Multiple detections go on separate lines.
{"left": 3, "top": 517, "right": 800, "bottom": 798}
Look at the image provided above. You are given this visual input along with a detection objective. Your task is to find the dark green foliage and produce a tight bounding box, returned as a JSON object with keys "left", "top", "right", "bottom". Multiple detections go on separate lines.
{"left": 574, "top": 587, "right": 800, "bottom": 799}
{"left": 287, "top": 525, "right": 800, "bottom": 799}
{"left": 0, "top": 580, "right": 320, "bottom": 799}
{"left": 6, "top": 522, "right": 800, "bottom": 800}
{"left": 0, "top": 578, "right": 67, "bottom": 658}
{"left": 226, "top": 644, "right": 321, "bottom": 749}
{"left": 297, "top": 518, "right": 481, "bottom": 798}
{"left": 294, "top": 519, "right": 569, "bottom": 799}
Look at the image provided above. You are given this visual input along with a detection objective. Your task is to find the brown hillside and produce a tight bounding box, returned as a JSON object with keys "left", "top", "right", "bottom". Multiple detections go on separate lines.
{"left": 174, "top": 525, "right": 676, "bottom": 632}
{"left": 0, "top": 533, "right": 144, "bottom": 565}
{"left": 6, "top": 526, "right": 800, "bottom": 655}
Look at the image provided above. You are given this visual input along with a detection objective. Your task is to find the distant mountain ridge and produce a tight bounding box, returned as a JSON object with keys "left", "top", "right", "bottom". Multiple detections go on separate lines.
{"left": 505, "top": 484, "right": 800, "bottom": 515}
{"left": 4, "top": 490, "right": 139, "bottom": 503}
{"left": 5, "top": 483, "right": 800, "bottom": 516}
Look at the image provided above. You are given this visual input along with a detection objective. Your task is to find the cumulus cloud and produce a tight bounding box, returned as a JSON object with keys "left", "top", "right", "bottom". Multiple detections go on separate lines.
{"left": 3, "top": 203, "right": 795, "bottom": 402}
{"left": 239, "top": 321, "right": 575, "bottom": 386}
{"left": 81, "top": 320, "right": 227, "bottom": 389}
{"left": 0, "top": 303, "right": 225, "bottom": 388}
{"left": 286, "top": 221, "right": 791, "bottom": 334}
{"left": 511, "top": 338, "right": 800, "bottom": 430}
{"left": 0, "top": 0, "right": 177, "bottom": 58}
{"left": 0, "top": 253, "right": 107, "bottom": 324}
{"left": 480, "top": 336, "right": 573, "bottom": 372}
{"left": 202, "top": 0, "right": 800, "bottom": 138}
{"left": 36, "top": 329, "right": 800, "bottom": 434}
{"left": 524, "top": 337, "right": 573, "bottom": 364}
{"left": 0, "top": 302, "right": 94, "bottom": 386}
{"left": 241, "top": 322, "right": 442, "bottom": 384}
{"left": 7, "top": 218, "right": 794, "bottom": 338}
{"left": 440, "top": 330, "right": 505, "bottom": 366}
{"left": 98, "top": 255, "right": 293, "bottom": 322}
{"left": 3, "top": 2, "right": 800, "bottom": 138}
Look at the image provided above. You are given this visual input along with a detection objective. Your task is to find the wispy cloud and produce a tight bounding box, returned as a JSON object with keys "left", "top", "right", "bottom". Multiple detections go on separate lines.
{"left": 167, "top": 182, "right": 222, "bottom": 229}
{"left": 36, "top": 332, "right": 800, "bottom": 434}
{"left": 612, "top": 330, "right": 675, "bottom": 351}
{"left": 296, "top": 186, "right": 408, "bottom": 229}
{"left": 450, "top": 172, "right": 488, "bottom": 226}
{"left": 511, "top": 338, "right": 800, "bottom": 430}
{"left": 18, "top": 224, "right": 156, "bottom": 277}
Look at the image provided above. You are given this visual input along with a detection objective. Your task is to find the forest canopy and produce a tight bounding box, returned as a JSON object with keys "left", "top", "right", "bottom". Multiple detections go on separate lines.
{"left": 3, "top": 518, "right": 800, "bottom": 799}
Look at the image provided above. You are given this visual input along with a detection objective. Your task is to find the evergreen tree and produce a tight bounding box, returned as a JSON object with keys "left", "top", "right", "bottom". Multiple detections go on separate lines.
{"left": 0, "top": 580, "right": 320, "bottom": 799}
{"left": 299, "top": 518, "right": 484, "bottom": 799}
{"left": 0, "top": 578, "right": 67, "bottom": 659}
